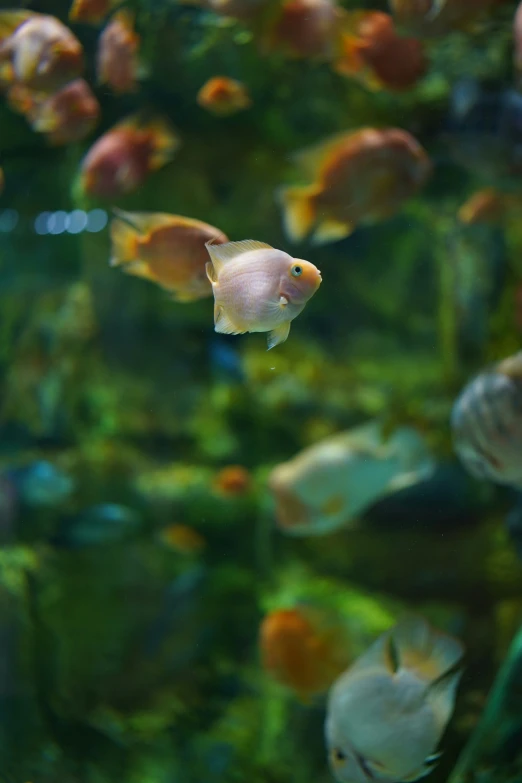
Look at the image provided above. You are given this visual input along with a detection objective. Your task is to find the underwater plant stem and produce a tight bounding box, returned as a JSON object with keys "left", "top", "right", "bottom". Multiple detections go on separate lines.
{"left": 437, "top": 231, "right": 459, "bottom": 387}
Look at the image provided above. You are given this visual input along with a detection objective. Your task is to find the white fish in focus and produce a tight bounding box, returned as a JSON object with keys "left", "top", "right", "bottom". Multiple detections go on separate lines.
{"left": 268, "top": 420, "right": 435, "bottom": 535}
{"left": 325, "top": 616, "right": 464, "bottom": 783}
{"left": 205, "top": 239, "right": 322, "bottom": 350}
{"left": 451, "top": 352, "right": 522, "bottom": 487}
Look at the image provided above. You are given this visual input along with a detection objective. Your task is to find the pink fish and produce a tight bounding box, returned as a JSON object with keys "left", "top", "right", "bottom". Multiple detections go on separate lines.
{"left": 205, "top": 239, "right": 322, "bottom": 349}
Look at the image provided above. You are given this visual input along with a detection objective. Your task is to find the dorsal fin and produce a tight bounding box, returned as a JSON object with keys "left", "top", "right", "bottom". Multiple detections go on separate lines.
{"left": 291, "top": 131, "right": 365, "bottom": 177}
{"left": 391, "top": 615, "right": 464, "bottom": 684}
{"left": 205, "top": 239, "right": 273, "bottom": 276}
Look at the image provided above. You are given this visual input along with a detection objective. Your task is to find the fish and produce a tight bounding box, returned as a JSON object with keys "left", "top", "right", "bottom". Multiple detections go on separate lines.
{"left": 268, "top": 420, "right": 435, "bottom": 535}
{"left": 212, "top": 465, "right": 252, "bottom": 496}
{"left": 96, "top": 11, "right": 141, "bottom": 95}
{"left": 278, "top": 128, "right": 431, "bottom": 245}
{"left": 110, "top": 208, "right": 228, "bottom": 301}
{"left": 158, "top": 523, "right": 206, "bottom": 555}
{"left": 14, "top": 460, "right": 76, "bottom": 508}
{"left": 261, "top": 0, "right": 343, "bottom": 60}
{"left": 205, "top": 239, "right": 322, "bottom": 350}
{"left": 197, "top": 77, "right": 252, "bottom": 116}
{"left": 451, "top": 352, "right": 522, "bottom": 488}
{"left": 457, "top": 188, "right": 508, "bottom": 225}
{"left": 69, "top": 0, "right": 120, "bottom": 24}
{"left": 52, "top": 503, "right": 141, "bottom": 548}
{"left": 9, "top": 78, "right": 100, "bottom": 145}
{"left": 335, "top": 11, "right": 427, "bottom": 92}
{"left": 325, "top": 616, "right": 464, "bottom": 783}
{"left": 80, "top": 114, "right": 180, "bottom": 198}
{"left": 260, "top": 606, "right": 351, "bottom": 701}
{"left": 0, "top": 11, "right": 84, "bottom": 93}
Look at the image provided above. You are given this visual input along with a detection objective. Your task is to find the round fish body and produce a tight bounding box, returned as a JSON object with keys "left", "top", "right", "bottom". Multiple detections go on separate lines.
{"left": 451, "top": 352, "right": 522, "bottom": 487}
{"left": 205, "top": 239, "right": 321, "bottom": 349}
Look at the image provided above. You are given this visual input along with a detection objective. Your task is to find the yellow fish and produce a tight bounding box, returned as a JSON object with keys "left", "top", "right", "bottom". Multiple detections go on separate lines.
{"left": 205, "top": 239, "right": 322, "bottom": 350}
{"left": 326, "top": 616, "right": 464, "bottom": 783}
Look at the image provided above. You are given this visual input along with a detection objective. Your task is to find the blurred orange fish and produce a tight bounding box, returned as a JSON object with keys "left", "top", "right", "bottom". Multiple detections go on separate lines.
{"left": 389, "top": 0, "right": 502, "bottom": 36}
{"left": 158, "top": 523, "right": 206, "bottom": 555}
{"left": 263, "top": 0, "right": 343, "bottom": 59}
{"left": 80, "top": 114, "right": 180, "bottom": 198}
{"left": 0, "top": 11, "right": 83, "bottom": 93}
{"left": 97, "top": 11, "right": 141, "bottom": 94}
{"left": 110, "top": 209, "right": 228, "bottom": 302}
{"left": 260, "top": 606, "right": 350, "bottom": 701}
{"left": 197, "top": 77, "right": 251, "bottom": 116}
{"left": 458, "top": 188, "right": 522, "bottom": 225}
{"left": 69, "top": 0, "right": 120, "bottom": 24}
{"left": 213, "top": 465, "right": 252, "bottom": 496}
{"left": 9, "top": 78, "right": 100, "bottom": 145}
{"left": 278, "top": 127, "right": 431, "bottom": 244}
{"left": 335, "top": 11, "right": 426, "bottom": 92}
{"left": 205, "top": 239, "right": 322, "bottom": 349}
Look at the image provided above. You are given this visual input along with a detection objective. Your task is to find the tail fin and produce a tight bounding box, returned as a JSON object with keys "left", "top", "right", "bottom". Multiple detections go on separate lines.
{"left": 392, "top": 615, "right": 464, "bottom": 685}
{"left": 147, "top": 116, "right": 181, "bottom": 170}
{"left": 277, "top": 184, "right": 318, "bottom": 243}
{"left": 109, "top": 211, "right": 140, "bottom": 267}
{"left": 385, "top": 425, "right": 435, "bottom": 494}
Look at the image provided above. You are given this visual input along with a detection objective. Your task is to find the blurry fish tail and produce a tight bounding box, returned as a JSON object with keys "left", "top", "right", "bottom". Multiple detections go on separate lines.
{"left": 392, "top": 615, "right": 464, "bottom": 685}
{"left": 147, "top": 116, "right": 181, "bottom": 170}
{"left": 277, "top": 184, "right": 319, "bottom": 243}
{"left": 385, "top": 425, "right": 435, "bottom": 493}
{"left": 109, "top": 209, "right": 140, "bottom": 267}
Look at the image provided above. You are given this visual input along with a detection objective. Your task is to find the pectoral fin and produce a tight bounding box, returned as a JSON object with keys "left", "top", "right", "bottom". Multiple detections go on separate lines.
{"left": 267, "top": 321, "right": 290, "bottom": 350}
{"left": 311, "top": 218, "right": 353, "bottom": 245}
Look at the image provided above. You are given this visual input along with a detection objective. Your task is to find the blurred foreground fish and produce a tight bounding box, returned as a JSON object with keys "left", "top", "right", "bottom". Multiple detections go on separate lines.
{"left": 451, "top": 352, "right": 522, "bottom": 487}
{"left": 335, "top": 11, "right": 426, "bottom": 92}
{"left": 110, "top": 209, "right": 227, "bottom": 301}
{"left": 69, "top": 0, "right": 120, "bottom": 24}
{"left": 197, "top": 76, "right": 251, "bottom": 116}
{"left": 326, "top": 616, "right": 464, "bottom": 783}
{"left": 97, "top": 11, "right": 141, "bottom": 95}
{"left": 205, "top": 239, "right": 321, "bottom": 349}
{"left": 514, "top": 1, "right": 522, "bottom": 91}
{"left": 278, "top": 128, "right": 431, "bottom": 245}
{"left": 260, "top": 605, "right": 351, "bottom": 701}
{"left": 80, "top": 113, "right": 180, "bottom": 198}
{"left": 8, "top": 78, "right": 100, "bottom": 145}
{"left": 0, "top": 11, "right": 83, "bottom": 93}
{"left": 53, "top": 503, "right": 141, "bottom": 548}
{"left": 268, "top": 420, "right": 435, "bottom": 535}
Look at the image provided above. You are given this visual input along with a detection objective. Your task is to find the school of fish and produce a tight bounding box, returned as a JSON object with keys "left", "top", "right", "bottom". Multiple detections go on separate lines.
{"left": 6, "top": 0, "right": 522, "bottom": 779}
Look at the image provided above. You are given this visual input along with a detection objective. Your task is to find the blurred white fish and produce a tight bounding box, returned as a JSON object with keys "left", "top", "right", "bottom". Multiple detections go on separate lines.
{"left": 451, "top": 352, "right": 522, "bottom": 487}
{"left": 205, "top": 239, "right": 321, "bottom": 350}
{"left": 268, "top": 420, "right": 435, "bottom": 535}
{"left": 325, "top": 615, "right": 464, "bottom": 783}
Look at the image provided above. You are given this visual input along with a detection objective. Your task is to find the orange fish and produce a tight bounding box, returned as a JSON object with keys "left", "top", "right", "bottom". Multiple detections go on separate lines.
{"left": 262, "top": 0, "right": 343, "bottom": 59}
{"left": 205, "top": 239, "right": 322, "bottom": 349}
{"left": 335, "top": 11, "right": 426, "bottom": 92}
{"left": 457, "top": 188, "right": 522, "bottom": 225}
{"left": 80, "top": 114, "right": 180, "bottom": 198}
{"left": 10, "top": 78, "right": 100, "bottom": 145}
{"left": 97, "top": 11, "right": 141, "bottom": 94}
{"left": 158, "top": 523, "right": 206, "bottom": 555}
{"left": 0, "top": 11, "right": 84, "bottom": 93}
{"left": 110, "top": 209, "right": 228, "bottom": 302}
{"left": 389, "top": 0, "right": 502, "bottom": 36}
{"left": 197, "top": 77, "right": 252, "bottom": 117}
{"left": 260, "top": 606, "right": 350, "bottom": 701}
{"left": 278, "top": 127, "right": 431, "bottom": 244}
{"left": 69, "top": 0, "right": 120, "bottom": 25}
{"left": 213, "top": 465, "right": 252, "bottom": 496}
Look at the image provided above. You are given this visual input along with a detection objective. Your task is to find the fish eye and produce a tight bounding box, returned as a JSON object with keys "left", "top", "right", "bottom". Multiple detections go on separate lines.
{"left": 333, "top": 749, "right": 346, "bottom": 763}
{"left": 291, "top": 264, "right": 303, "bottom": 277}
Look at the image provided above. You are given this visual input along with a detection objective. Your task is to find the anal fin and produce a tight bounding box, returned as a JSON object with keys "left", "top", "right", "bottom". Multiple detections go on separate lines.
{"left": 267, "top": 321, "right": 290, "bottom": 350}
